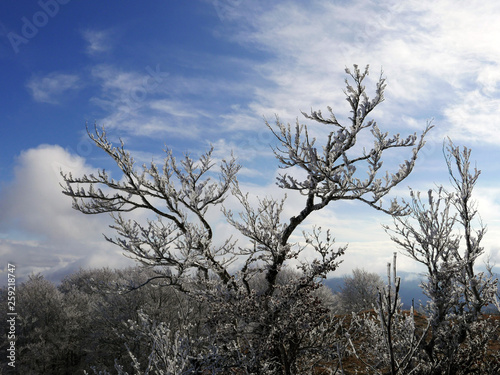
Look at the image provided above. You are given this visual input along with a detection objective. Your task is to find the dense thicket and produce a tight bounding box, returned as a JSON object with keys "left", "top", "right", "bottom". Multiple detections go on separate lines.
{"left": 0, "top": 266, "right": 340, "bottom": 374}
{"left": 1, "top": 259, "right": 498, "bottom": 374}
{"left": 0, "top": 267, "right": 205, "bottom": 375}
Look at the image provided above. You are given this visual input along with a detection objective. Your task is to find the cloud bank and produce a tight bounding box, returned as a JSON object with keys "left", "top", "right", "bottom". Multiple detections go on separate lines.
{"left": 0, "top": 145, "right": 133, "bottom": 283}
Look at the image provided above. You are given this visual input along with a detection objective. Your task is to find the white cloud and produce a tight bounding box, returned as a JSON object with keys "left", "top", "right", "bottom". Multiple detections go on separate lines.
{"left": 89, "top": 62, "right": 268, "bottom": 143}
{"left": 214, "top": 0, "right": 500, "bottom": 147}
{"left": 150, "top": 99, "right": 201, "bottom": 118}
{"left": 0, "top": 145, "right": 133, "bottom": 282}
{"left": 477, "top": 64, "right": 500, "bottom": 96}
{"left": 92, "top": 64, "right": 149, "bottom": 93}
{"left": 82, "top": 29, "right": 113, "bottom": 55}
{"left": 90, "top": 65, "right": 208, "bottom": 139}
{"left": 26, "top": 72, "right": 81, "bottom": 104}
{"left": 473, "top": 186, "right": 500, "bottom": 262}
{"left": 443, "top": 90, "right": 500, "bottom": 144}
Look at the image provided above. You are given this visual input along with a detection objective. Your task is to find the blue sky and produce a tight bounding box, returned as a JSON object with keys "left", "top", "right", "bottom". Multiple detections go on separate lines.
{"left": 1, "top": 0, "right": 500, "bottom": 283}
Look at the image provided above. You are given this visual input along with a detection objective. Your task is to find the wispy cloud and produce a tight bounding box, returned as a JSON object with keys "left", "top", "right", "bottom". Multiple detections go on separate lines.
{"left": 91, "top": 64, "right": 150, "bottom": 93}
{"left": 26, "top": 72, "right": 81, "bottom": 104}
{"left": 444, "top": 91, "right": 500, "bottom": 144}
{"left": 89, "top": 64, "right": 262, "bottom": 141}
{"left": 149, "top": 99, "right": 204, "bottom": 118}
{"left": 82, "top": 29, "right": 113, "bottom": 56}
{"left": 90, "top": 64, "right": 188, "bottom": 138}
{"left": 215, "top": 0, "right": 500, "bottom": 145}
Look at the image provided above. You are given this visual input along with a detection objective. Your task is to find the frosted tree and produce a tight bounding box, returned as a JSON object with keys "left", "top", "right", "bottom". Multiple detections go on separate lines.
{"left": 335, "top": 268, "right": 384, "bottom": 313}
{"left": 349, "top": 253, "right": 429, "bottom": 375}
{"left": 61, "top": 65, "right": 431, "bottom": 374}
{"left": 385, "top": 140, "right": 500, "bottom": 374}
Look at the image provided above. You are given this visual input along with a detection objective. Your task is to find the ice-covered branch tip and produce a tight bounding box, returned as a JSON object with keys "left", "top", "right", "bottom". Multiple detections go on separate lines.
{"left": 61, "top": 125, "right": 240, "bottom": 217}
{"left": 268, "top": 65, "right": 433, "bottom": 216}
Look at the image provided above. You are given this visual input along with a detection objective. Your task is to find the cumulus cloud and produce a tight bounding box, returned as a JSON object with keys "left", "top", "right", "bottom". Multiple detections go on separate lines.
{"left": 26, "top": 72, "right": 81, "bottom": 104}
{"left": 0, "top": 145, "right": 133, "bottom": 282}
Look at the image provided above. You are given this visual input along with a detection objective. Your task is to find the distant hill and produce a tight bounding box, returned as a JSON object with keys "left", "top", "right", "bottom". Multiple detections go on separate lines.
{"left": 323, "top": 271, "right": 428, "bottom": 310}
